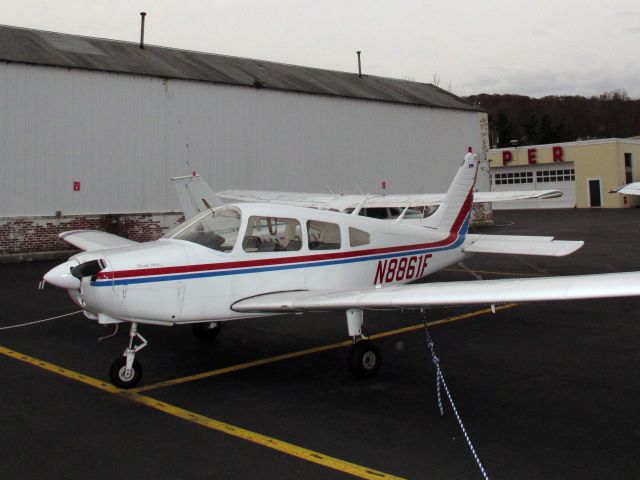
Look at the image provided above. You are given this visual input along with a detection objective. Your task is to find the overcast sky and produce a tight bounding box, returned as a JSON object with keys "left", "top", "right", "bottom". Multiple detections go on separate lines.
{"left": 4, "top": 0, "right": 639, "bottom": 98}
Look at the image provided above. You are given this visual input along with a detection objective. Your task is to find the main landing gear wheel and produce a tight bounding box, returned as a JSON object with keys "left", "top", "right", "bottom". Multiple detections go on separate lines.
{"left": 192, "top": 321, "right": 222, "bottom": 341}
{"left": 348, "top": 340, "right": 381, "bottom": 379}
{"left": 109, "top": 357, "right": 142, "bottom": 389}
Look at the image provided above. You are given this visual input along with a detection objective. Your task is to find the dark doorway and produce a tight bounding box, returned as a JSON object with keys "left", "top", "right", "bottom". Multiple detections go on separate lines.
{"left": 588, "top": 179, "right": 602, "bottom": 207}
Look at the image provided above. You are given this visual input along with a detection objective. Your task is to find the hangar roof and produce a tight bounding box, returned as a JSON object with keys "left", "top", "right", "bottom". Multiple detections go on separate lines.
{"left": 0, "top": 24, "right": 477, "bottom": 112}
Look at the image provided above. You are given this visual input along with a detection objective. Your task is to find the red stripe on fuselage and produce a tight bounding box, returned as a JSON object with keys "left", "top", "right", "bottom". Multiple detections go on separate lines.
{"left": 96, "top": 231, "right": 463, "bottom": 281}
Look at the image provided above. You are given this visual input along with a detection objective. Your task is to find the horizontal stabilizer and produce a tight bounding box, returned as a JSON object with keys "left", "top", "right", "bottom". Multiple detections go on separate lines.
{"left": 171, "top": 174, "right": 223, "bottom": 219}
{"left": 232, "top": 271, "right": 640, "bottom": 313}
{"left": 59, "top": 230, "right": 138, "bottom": 251}
{"left": 464, "top": 234, "right": 583, "bottom": 257}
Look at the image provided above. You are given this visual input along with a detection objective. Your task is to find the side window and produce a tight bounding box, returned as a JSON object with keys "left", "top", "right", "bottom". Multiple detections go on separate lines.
{"left": 243, "top": 216, "right": 302, "bottom": 252}
{"left": 349, "top": 227, "right": 370, "bottom": 247}
{"left": 307, "top": 220, "right": 341, "bottom": 250}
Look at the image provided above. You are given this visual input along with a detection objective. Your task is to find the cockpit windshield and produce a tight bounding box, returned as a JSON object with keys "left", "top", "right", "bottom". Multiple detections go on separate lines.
{"left": 171, "top": 207, "right": 241, "bottom": 252}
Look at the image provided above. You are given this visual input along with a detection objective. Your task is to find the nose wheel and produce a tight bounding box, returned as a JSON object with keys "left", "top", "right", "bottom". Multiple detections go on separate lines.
{"left": 110, "top": 357, "right": 143, "bottom": 389}
{"left": 109, "top": 322, "right": 147, "bottom": 389}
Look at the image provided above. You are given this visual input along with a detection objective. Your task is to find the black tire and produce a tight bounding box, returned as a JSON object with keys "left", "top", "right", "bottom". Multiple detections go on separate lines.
{"left": 109, "top": 357, "right": 142, "bottom": 389}
{"left": 348, "top": 340, "right": 381, "bottom": 379}
{"left": 192, "top": 321, "right": 222, "bottom": 341}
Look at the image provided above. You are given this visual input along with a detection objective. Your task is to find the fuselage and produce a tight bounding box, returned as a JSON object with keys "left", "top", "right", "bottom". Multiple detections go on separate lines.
{"left": 67, "top": 203, "right": 471, "bottom": 325}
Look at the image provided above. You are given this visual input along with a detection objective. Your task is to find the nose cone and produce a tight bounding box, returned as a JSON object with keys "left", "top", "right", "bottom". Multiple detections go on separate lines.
{"left": 43, "top": 261, "right": 81, "bottom": 290}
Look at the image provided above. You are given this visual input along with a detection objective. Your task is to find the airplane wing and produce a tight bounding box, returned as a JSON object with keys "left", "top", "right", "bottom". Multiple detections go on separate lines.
{"left": 217, "top": 189, "right": 380, "bottom": 210}
{"left": 59, "top": 230, "right": 138, "bottom": 251}
{"left": 231, "top": 271, "right": 640, "bottom": 313}
{"left": 217, "top": 189, "right": 562, "bottom": 210}
{"left": 464, "top": 234, "right": 583, "bottom": 256}
{"left": 610, "top": 182, "right": 640, "bottom": 196}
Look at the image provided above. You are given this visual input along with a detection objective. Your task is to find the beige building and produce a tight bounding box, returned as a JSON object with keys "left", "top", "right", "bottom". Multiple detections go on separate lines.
{"left": 488, "top": 139, "right": 640, "bottom": 209}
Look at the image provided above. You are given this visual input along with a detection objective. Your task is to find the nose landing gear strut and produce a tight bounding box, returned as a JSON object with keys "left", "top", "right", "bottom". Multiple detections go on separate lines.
{"left": 109, "top": 322, "right": 147, "bottom": 389}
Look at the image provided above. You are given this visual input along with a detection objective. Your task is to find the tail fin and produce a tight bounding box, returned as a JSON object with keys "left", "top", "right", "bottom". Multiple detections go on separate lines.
{"left": 422, "top": 151, "right": 478, "bottom": 235}
{"left": 170, "top": 173, "right": 224, "bottom": 219}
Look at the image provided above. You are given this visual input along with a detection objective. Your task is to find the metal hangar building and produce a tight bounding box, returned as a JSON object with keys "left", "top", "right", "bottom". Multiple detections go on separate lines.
{"left": 0, "top": 25, "right": 488, "bottom": 259}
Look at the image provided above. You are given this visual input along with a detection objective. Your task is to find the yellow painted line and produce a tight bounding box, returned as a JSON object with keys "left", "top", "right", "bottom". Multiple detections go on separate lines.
{"left": 132, "top": 340, "right": 351, "bottom": 393}
{"left": 0, "top": 304, "right": 519, "bottom": 479}
{"left": 444, "top": 268, "right": 544, "bottom": 277}
{"left": 124, "top": 393, "right": 404, "bottom": 480}
{"left": 0, "top": 345, "right": 121, "bottom": 393}
{"left": 0, "top": 344, "right": 403, "bottom": 479}
{"left": 133, "top": 304, "right": 518, "bottom": 394}
{"left": 370, "top": 304, "right": 518, "bottom": 340}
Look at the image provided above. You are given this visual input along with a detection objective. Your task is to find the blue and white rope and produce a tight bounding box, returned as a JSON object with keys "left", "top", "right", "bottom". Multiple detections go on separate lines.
{"left": 422, "top": 309, "right": 490, "bottom": 480}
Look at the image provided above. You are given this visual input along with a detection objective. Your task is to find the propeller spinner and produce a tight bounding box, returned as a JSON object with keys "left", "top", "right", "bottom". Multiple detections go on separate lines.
{"left": 43, "top": 259, "right": 105, "bottom": 290}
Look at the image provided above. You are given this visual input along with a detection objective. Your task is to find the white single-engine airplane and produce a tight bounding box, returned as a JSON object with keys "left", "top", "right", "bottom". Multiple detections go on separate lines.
{"left": 171, "top": 171, "right": 563, "bottom": 222}
{"left": 43, "top": 150, "right": 640, "bottom": 389}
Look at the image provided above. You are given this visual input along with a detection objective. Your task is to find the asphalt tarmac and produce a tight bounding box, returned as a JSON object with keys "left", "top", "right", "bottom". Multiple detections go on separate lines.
{"left": 1, "top": 209, "right": 639, "bottom": 479}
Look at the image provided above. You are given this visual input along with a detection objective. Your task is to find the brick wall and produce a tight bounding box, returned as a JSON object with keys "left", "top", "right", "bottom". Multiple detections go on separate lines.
{"left": 0, "top": 213, "right": 183, "bottom": 260}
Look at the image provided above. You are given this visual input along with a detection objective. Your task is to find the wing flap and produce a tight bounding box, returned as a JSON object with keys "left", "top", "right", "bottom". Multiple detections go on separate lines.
{"left": 232, "top": 271, "right": 640, "bottom": 313}
{"left": 59, "top": 230, "right": 138, "bottom": 251}
{"left": 464, "top": 234, "right": 583, "bottom": 257}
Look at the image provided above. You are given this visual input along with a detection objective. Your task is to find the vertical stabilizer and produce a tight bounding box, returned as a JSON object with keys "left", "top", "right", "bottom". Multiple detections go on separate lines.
{"left": 170, "top": 173, "right": 224, "bottom": 219}
{"left": 422, "top": 151, "right": 478, "bottom": 235}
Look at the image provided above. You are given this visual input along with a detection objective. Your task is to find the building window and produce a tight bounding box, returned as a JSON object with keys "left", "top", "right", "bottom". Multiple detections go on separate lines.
{"left": 492, "top": 171, "right": 534, "bottom": 185}
{"left": 494, "top": 168, "right": 575, "bottom": 185}
{"left": 535, "top": 168, "right": 575, "bottom": 183}
{"left": 625, "top": 153, "right": 633, "bottom": 184}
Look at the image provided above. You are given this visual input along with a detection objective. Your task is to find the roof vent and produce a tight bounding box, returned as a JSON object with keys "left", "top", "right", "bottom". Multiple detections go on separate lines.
{"left": 139, "top": 12, "right": 147, "bottom": 49}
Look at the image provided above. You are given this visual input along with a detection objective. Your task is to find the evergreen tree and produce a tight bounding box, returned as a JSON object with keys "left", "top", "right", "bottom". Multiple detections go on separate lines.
{"left": 522, "top": 115, "right": 538, "bottom": 144}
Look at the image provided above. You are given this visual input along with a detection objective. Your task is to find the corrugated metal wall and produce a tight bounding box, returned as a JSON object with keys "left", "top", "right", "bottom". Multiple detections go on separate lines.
{"left": 0, "top": 62, "right": 487, "bottom": 217}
